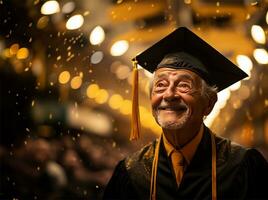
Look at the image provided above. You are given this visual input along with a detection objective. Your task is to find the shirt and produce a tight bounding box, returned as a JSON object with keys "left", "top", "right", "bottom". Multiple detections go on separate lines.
{"left": 163, "top": 124, "right": 204, "bottom": 185}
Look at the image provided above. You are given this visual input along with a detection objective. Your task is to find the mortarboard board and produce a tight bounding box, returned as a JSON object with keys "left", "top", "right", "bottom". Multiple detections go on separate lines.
{"left": 134, "top": 26, "right": 248, "bottom": 91}
{"left": 130, "top": 26, "right": 248, "bottom": 141}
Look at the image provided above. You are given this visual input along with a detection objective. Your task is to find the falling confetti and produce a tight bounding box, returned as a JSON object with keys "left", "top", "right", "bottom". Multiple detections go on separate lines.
{"left": 251, "top": 1, "right": 258, "bottom": 6}
{"left": 246, "top": 111, "right": 253, "bottom": 121}
{"left": 112, "top": 141, "right": 116, "bottom": 148}
{"left": 84, "top": 11, "right": 90, "bottom": 16}
{"left": 34, "top": 0, "right": 39, "bottom": 5}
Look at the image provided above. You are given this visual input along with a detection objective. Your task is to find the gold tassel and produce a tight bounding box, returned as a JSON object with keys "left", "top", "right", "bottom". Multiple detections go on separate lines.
{"left": 150, "top": 134, "right": 162, "bottom": 200}
{"left": 210, "top": 132, "right": 217, "bottom": 200}
{"left": 130, "top": 59, "right": 141, "bottom": 140}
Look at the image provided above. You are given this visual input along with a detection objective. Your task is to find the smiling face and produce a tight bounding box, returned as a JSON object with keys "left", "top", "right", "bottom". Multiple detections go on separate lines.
{"left": 151, "top": 68, "right": 210, "bottom": 130}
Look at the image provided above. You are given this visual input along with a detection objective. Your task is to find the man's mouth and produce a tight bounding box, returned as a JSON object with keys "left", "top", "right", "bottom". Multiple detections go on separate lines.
{"left": 158, "top": 105, "right": 187, "bottom": 112}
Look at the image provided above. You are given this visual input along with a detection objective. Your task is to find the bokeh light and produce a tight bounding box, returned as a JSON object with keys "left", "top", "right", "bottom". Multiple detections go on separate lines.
{"left": 110, "top": 61, "right": 121, "bottom": 73}
{"left": 62, "top": 1, "right": 75, "bottom": 14}
{"left": 251, "top": 25, "right": 266, "bottom": 44}
{"left": 37, "top": 16, "right": 49, "bottom": 29}
{"left": 110, "top": 40, "right": 129, "bottom": 56}
{"left": 229, "top": 81, "right": 241, "bottom": 91}
{"left": 9, "top": 43, "right": 19, "bottom": 55}
{"left": 95, "top": 89, "right": 109, "bottom": 104}
{"left": 66, "top": 14, "right": 84, "bottom": 30}
{"left": 115, "top": 65, "right": 130, "bottom": 80}
{"left": 90, "top": 51, "right": 104, "bottom": 64}
{"left": 90, "top": 26, "right": 105, "bottom": 45}
{"left": 108, "top": 94, "right": 123, "bottom": 110}
{"left": 266, "top": 11, "right": 268, "bottom": 25}
{"left": 119, "top": 100, "right": 132, "bottom": 115}
{"left": 217, "top": 89, "right": 231, "bottom": 108}
{"left": 3, "top": 48, "right": 11, "bottom": 58}
{"left": 236, "top": 55, "right": 253, "bottom": 77}
{"left": 16, "top": 48, "right": 29, "bottom": 59}
{"left": 253, "top": 48, "right": 268, "bottom": 64}
{"left": 70, "top": 76, "right": 82, "bottom": 89}
{"left": 58, "top": 71, "right": 71, "bottom": 84}
{"left": 86, "top": 84, "right": 100, "bottom": 98}
{"left": 41, "top": 0, "right": 60, "bottom": 15}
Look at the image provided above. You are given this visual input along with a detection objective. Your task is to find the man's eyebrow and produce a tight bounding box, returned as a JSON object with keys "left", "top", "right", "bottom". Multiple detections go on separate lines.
{"left": 154, "top": 73, "right": 168, "bottom": 80}
{"left": 154, "top": 72, "right": 195, "bottom": 82}
{"left": 177, "top": 74, "right": 195, "bottom": 82}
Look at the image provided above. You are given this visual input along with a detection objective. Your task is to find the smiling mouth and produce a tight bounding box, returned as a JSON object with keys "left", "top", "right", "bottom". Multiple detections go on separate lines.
{"left": 158, "top": 106, "right": 187, "bottom": 112}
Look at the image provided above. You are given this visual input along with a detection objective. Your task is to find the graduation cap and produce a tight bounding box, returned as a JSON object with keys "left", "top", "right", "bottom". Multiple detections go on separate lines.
{"left": 130, "top": 27, "right": 248, "bottom": 140}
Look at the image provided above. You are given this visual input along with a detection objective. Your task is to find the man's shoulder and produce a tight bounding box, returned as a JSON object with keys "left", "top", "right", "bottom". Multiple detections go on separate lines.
{"left": 215, "top": 134, "right": 245, "bottom": 150}
{"left": 125, "top": 140, "right": 157, "bottom": 170}
{"left": 114, "top": 140, "right": 158, "bottom": 188}
{"left": 213, "top": 132, "right": 265, "bottom": 164}
{"left": 107, "top": 141, "right": 157, "bottom": 187}
{"left": 215, "top": 133, "right": 247, "bottom": 153}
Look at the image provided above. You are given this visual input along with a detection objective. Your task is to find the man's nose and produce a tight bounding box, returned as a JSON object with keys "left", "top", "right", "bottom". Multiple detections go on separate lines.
{"left": 163, "top": 86, "right": 180, "bottom": 101}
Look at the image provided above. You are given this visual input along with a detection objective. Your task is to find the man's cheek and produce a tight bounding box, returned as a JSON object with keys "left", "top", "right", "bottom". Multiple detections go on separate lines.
{"left": 151, "top": 95, "right": 162, "bottom": 107}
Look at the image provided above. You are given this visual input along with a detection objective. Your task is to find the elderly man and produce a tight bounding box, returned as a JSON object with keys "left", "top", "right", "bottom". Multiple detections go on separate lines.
{"left": 103, "top": 27, "right": 268, "bottom": 200}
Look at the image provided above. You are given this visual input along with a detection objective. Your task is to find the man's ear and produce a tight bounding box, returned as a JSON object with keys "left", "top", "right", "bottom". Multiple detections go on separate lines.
{"left": 204, "top": 92, "right": 217, "bottom": 116}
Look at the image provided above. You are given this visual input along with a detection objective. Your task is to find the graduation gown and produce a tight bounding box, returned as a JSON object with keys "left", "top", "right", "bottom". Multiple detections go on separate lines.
{"left": 103, "top": 126, "right": 268, "bottom": 200}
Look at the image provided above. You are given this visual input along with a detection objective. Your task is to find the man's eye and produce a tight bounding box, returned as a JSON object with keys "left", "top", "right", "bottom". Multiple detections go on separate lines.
{"left": 178, "top": 83, "right": 191, "bottom": 88}
{"left": 156, "top": 82, "right": 166, "bottom": 87}
{"left": 177, "top": 82, "right": 193, "bottom": 93}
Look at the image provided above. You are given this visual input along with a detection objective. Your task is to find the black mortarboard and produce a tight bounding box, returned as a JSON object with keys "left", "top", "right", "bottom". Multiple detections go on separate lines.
{"left": 133, "top": 26, "right": 248, "bottom": 91}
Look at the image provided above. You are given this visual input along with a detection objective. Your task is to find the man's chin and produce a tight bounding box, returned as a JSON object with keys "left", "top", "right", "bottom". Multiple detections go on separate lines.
{"left": 157, "top": 119, "right": 187, "bottom": 130}
{"left": 160, "top": 123, "right": 184, "bottom": 130}
{"left": 153, "top": 109, "right": 190, "bottom": 130}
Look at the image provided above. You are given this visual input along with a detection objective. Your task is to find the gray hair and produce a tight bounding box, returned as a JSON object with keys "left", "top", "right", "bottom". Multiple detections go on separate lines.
{"left": 200, "top": 80, "right": 218, "bottom": 100}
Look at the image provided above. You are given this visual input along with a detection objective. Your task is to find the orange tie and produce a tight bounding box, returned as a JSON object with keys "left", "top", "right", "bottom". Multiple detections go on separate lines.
{"left": 171, "top": 150, "right": 185, "bottom": 186}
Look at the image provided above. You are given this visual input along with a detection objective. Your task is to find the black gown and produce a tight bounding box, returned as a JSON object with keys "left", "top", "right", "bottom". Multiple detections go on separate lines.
{"left": 103, "top": 126, "right": 268, "bottom": 200}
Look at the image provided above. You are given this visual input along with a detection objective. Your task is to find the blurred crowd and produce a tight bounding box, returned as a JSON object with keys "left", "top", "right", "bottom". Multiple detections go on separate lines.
{"left": 0, "top": 132, "right": 129, "bottom": 199}
{"left": 0, "top": 66, "right": 135, "bottom": 199}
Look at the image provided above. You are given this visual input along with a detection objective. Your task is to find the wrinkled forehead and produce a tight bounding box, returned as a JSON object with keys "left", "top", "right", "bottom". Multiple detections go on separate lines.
{"left": 153, "top": 67, "right": 203, "bottom": 83}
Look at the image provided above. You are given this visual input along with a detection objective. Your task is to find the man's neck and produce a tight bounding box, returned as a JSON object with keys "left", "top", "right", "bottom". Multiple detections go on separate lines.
{"left": 163, "top": 124, "right": 203, "bottom": 149}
